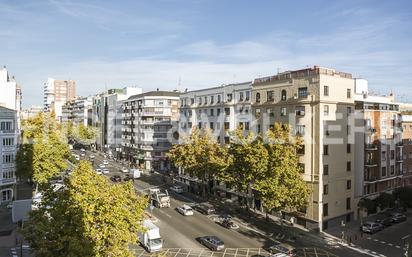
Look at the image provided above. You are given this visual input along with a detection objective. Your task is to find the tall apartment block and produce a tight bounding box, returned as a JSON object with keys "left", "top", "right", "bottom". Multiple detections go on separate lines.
{"left": 0, "top": 67, "right": 22, "bottom": 128}
{"left": 251, "top": 66, "right": 355, "bottom": 230}
{"left": 43, "top": 78, "right": 76, "bottom": 121}
{"left": 353, "top": 79, "right": 403, "bottom": 217}
{"left": 62, "top": 96, "right": 92, "bottom": 126}
{"left": 121, "top": 90, "right": 180, "bottom": 171}
{"left": 92, "top": 87, "right": 142, "bottom": 155}
{"left": 0, "top": 106, "right": 18, "bottom": 203}
{"left": 178, "top": 82, "right": 252, "bottom": 144}
{"left": 401, "top": 115, "right": 412, "bottom": 186}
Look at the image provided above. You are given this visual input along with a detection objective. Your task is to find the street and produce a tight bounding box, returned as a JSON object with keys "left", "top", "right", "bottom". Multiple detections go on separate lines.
{"left": 72, "top": 149, "right": 371, "bottom": 257}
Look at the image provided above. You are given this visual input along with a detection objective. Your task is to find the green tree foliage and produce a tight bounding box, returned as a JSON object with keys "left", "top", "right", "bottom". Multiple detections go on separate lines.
{"left": 167, "top": 128, "right": 231, "bottom": 195}
{"left": 254, "top": 123, "right": 310, "bottom": 212}
{"left": 64, "top": 123, "right": 97, "bottom": 146}
{"left": 23, "top": 161, "right": 148, "bottom": 257}
{"left": 16, "top": 112, "right": 70, "bottom": 185}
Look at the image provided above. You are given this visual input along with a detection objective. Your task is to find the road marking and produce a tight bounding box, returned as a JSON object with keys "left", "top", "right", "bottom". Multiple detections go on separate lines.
{"left": 388, "top": 243, "right": 393, "bottom": 246}
{"left": 373, "top": 239, "right": 378, "bottom": 242}
{"left": 367, "top": 237, "right": 371, "bottom": 239}
{"left": 380, "top": 241, "right": 386, "bottom": 244}
{"left": 395, "top": 245, "right": 401, "bottom": 248}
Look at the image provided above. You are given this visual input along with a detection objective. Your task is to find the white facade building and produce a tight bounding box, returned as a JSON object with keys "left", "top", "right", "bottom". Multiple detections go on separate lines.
{"left": 62, "top": 97, "right": 92, "bottom": 126}
{"left": 0, "top": 107, "right": 18, "bottom": 203}
{"left": 178, "top": 82, "right": 252, "bottom": 144}
{"left": 0, "top": 67, "right": 22, "bottom": 128}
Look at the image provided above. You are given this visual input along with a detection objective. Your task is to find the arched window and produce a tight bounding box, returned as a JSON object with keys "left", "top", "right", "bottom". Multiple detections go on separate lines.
{"left": 281, "top": 90, "right": 287, "bottom": 101}
{"left": 256, "top": 92, "right": 261, "bottom": 103}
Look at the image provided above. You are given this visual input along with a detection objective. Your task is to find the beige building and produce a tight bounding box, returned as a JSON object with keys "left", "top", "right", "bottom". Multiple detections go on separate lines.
{"left": 401, "top": 115, "right": 412, "bottom": 186}
{"left": 43, "top": 78, "right": 77, "bottom": 121}
{"left": 251, "top": 66, "right": 355, "bottom": 230}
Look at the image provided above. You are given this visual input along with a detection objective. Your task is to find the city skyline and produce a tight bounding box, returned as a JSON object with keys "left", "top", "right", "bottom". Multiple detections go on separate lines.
{"left": 1, "top": 0, "right": 412, "bottom": 107}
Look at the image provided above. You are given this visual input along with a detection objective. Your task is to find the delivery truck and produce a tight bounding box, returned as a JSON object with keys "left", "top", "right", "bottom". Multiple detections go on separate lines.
{"left": 139, "top": 219, "right": 163, "bottom": 252}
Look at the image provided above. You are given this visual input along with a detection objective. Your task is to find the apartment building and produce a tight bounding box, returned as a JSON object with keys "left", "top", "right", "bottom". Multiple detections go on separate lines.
{"left": 178, "top": 82, "right": 252, "bottom": 144}
{"left": 62, "top": 96, "right": 92, "bottom": 126}
{"left": 92, "top": 87, "right": 142, "bottom": 155}
{"left": 43, "top": 78, "right": 76, "bottom": 121}
{"left": 401, "top": 115, "right": 412, "bottom": 186}
{"left": 21, "top": 106, "right": 43, "bottom": 120}
{"left": 0, "top": 107, "right": 18, "bottom": 203}
{"left": 0, "top": 67, "right": 22, "bottom": 128}
{"left": 251, "top": 66, "right": 355, "bottom": 230}
{"left": 121, "top": 90, "right": 180, "bottom": 171}
{"left": 354, "top": 79, "right": 403, "bottom": 217}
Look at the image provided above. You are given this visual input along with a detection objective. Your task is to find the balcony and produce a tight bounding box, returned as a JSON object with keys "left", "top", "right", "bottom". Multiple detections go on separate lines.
{"left": 0, "top": 177, "right": 16, "bottom": 186}
{"left": 365, "top": 144, "right": 378, "bottom": 150}
{"left": 396, "top": 142, "right": 404, "bottom": 147}
{"left": 364, "top": 177, "right": 378, "bottom": 183}
{"left": 366, "top": 126, "right": 376, "bottom": 133}
{"left": 365, "top": 160, "right": 378, "bottom": 167}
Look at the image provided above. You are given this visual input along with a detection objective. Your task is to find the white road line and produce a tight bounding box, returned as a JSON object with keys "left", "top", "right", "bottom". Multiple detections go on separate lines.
{"left": 388, "top": 243, "right": 393, "bottom": 246}
{"left": 380, "top": 241, "right": 386, "bottom": 244}
{"left": 373, "top": 239, "right": 378, "bottom": 242}
{"left": 395, "top": 245, "right": 401, "bottom": 248}
{"left": 367, "top": 237, "right": 371, "bottom": 239}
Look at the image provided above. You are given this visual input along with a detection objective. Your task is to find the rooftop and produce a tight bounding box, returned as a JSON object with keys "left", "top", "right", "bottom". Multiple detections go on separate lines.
{"left": 253, "top": 65, "right": 352, "bottom": 85}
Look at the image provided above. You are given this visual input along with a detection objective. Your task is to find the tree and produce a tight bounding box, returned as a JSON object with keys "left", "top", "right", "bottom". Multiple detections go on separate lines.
{"left": 254, "top": 123, "right": 310, "bottom": 214}
{"left": 167, "top": 128, "right": 230, "bottom": 196}
{"left": 23, "top": 161, "right": 148, "bottom": 257}
{"left": 224, "top": 129, "right": 269, "bottom": 206}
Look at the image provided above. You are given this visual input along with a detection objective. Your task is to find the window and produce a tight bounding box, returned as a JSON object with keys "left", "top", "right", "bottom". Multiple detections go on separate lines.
{"left": 191, "top": 98, "right": 194, "bottom": 105}
{"left": 347, "top": 89, "right": 351, "bottom": 98}
{"left": 257, "top": 124, "right": 261, "bottom": 134}
{"left": 391, "top": 150, "right": 395, "bottom": 160}
{"left": 324, "top": 145, "right": 329, "bottom": 155}
{"left": 323, "top": 184, "right": 329, "bottom": 195}
{"left": 198, "top": 97, "right": 202, "bottom": 105}
{"left": 296, "top": 106, "right": 305, "bottom": 116}
{"left": 245, "top": 91, "right": 250, "bottom": 101}
{"left": 245, "top": 122, "right": 250, "bottom": 131}
{"left": 217, "top": 95, "right": 221, "bottom": 103}
{"left": 280, "top": 107, "right": 287, "bottom": 116}
{"left": 324, "top": 105, "right": 329, "bottom": 116}
{"left": 324, "top": 164, "right": 329, "bottom": 175}
{"left": 324, "top": 85, "right": 329, "bottom": 96}
{"left": 297, "top": 144, "right": 305, "bottom": 155}
{"left": 2, "top": 138, "right": 14, "bottom": 146}
{"left": 210, "top": 122, "right": 214, "bottom": 130}
{"left": 347, "top": 107, "right": 352, "bottom": 117}
{"left": 296, "top": 125, "right": 305, "bottom": 136}
{"left": 382, "top": 151, "right": 386, "bottom": 161}
{"left": 198, "top": 122, "right": 202, "bottom": 129}
{"left": 224, "top": 108, "right": 230, "bottom": 115}
{"left": 323, "top": 203, "right": 328, "bottom": 217}
{"left": 210, "top": 109, "right": 214, "bottom": 116}
{"left": 224, "top": 122, "right": 230, "bottom": 131}
{"left": 2, "top": 154, "right": 14, "bottom": 164}
{"left": 238, "top": 122, "right": 244, "bottom": 130}
{"left": 227, "top": 93, "right": 233, "bottom": 102}
{"left": 239, "top": 92, "right": 244, "bottom": 101}
{"left": 281, "top": 90, "right": 287, "bottom": 101}
{"left": 267, "top": 90, "right": 274, "bottom": 102}
{"left": 324, "top": 124, "right": 329, "bottom": 136}
{"left": 346, "top": 197, "right": 351, "bottom": 210}
{"left": 224, "top": 137, "right": 230, "bottom": 144}
{"left": 217, "top": 108, "right": 221, "bottom": 116}
{"left": 210, "top": 96, "right": 214, "bottom": 104}
{"left": 0, "top": 121, "right": 13, "bottom": 131}
{"left": 298, "top": 87, "right": 308, "bottom": 99}
{"left": 347, "top": 180, "right": 351, "bottom": 190}
{"left": 347, "top": 144, "right": 351, "bottom": 153}
{"left": 204, "top": 96, "right": 208, "bottom": 104}
{"left": 298, "top": 163, "right": 305, "bottom": 173}
{"left": 255, "top": 108, "right": 261, "bottom": 118}
{"left": 382, "top": 167, "right": 387, "bottom": 177}
{"left": 1, "top": 189, "right": 12, "bottom": 202}
{"left": 255, "top": 92, "right": 261, "bottom": 103}
{"left": 347, "top": 161, "right": 351, "bottom": 171}
{"left": 390, "top": 166, "right": 395, "bottom": 175}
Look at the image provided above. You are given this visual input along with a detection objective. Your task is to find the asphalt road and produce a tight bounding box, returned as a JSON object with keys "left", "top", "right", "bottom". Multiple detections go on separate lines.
{"left": 73, "top": 149, "right": 370, "bottom": 257}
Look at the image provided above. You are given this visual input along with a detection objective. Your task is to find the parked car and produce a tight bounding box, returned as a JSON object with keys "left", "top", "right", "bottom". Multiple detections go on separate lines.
{"left": 102, "top": 168, "right": 110, "bottom": 174}
{"left": 80, "top": 152, "right": 85, "bottom": 157}
{"left": 269, "top": 254, "right": 289, "bottom": 257}
{"left": 80, "top": 148, "right": 85, "bottom": 152}
{"left": 123, "top": 174, "right": 133, "bottom": 181}
{"left": 110, "top": 175, "right": 121, "bottom": 182}
{"left": 89, "top": 155, "right": 95, "bottom": 159}
{"left": 197, "top": 236, "right": 225, "bottom": 251}
{"left": 99, "top": 164, "right": 106, "bottom": 169}
{"left": 121, "top": 167, "right": 129, "bottom": 173}
{"left": 216, "top": 218, "right": 239, "bottom": 229}
{"left": 389, "top": 213, "right": 407, "bottom": 223}
{"left": 96, "top": 169, "right": 102, "bottom": 175}
{"left": 194, "top": 203, "right": 215, "bottom": 215}
{"left": 177, "top": 204, "right": 194, "bottom": 216}
{"left": 375, "top": 216, "right": 393, "bottom": 227}
{"left": 170, "top": 185, "right": 184, "bottom": 193}
{"left": 103, "top": 160, "right": 109, "bottom": 165}
{"left": 362, "top": 222, "right": 384, "bottom": 234}
{"left": 266, "top": 240, "right": 293, "bottom": 255}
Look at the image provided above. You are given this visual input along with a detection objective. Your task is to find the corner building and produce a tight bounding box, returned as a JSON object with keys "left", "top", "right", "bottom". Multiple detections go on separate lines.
{"left": 251, "top": 66, "right": 355, "bottom": 230}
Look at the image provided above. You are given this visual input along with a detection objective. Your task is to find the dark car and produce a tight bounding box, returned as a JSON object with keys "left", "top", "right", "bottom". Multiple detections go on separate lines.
{"left": 194, "top": 203, "right": 215, "bottom": 215}
{"left": 197, "top": 236, "right": 225, "bottom": 251}
{"left": 375, "top": 216, "right": 393, "bottom": 227}
{"left": 217, "top": 218, "right": 239, "bottom": 229}
{"left": 110, "top": 175, "right": 121, "bottom": 182}
{"left": 389, "top": 213, "right": 407, "bottom": 223}
{"left": 123, "top": 174, "right": 133, "bottom": 182}
{"left": 266, "top": 240, "right": 294, "bottom": 255}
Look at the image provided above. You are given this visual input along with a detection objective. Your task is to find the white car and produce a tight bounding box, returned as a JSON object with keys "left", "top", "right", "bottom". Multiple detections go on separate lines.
{"left": 170, "top": 185, "right": 184, "bottom": 193}
{"left": 96, "top": 169, "right": 102, "bottom": 175}
{"left": 89, "top": 155, "right": 95, "bottom": 159}
{"left": 103, "top": 160, "right": 109, "bottom": 165}
{"left": 121, "top": 167, "right": 129, "bottom": 173}
{"left": 177, "top": 204, "right": 194, "bottom": 216}
{"left": 102, "top": 169, "right": 110, "bottom": 174}
{"left": 99, "top": 164, "right": 106, "bottom": 169}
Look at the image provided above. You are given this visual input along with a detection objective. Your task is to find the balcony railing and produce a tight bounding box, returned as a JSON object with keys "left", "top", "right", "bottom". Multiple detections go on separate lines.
{"left": 365, "top": 144, "right": 378, "bottom": 150}
{"left": 365, "top": 160, "right": 377, "bottom": 167}
{"left": 0, "top": 177, "right": 16, "bottom": 186}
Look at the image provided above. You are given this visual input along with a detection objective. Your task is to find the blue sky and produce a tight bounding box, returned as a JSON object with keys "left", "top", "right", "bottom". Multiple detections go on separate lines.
{"left": 1, "top": 0, "right": 412, "bottom": 107}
